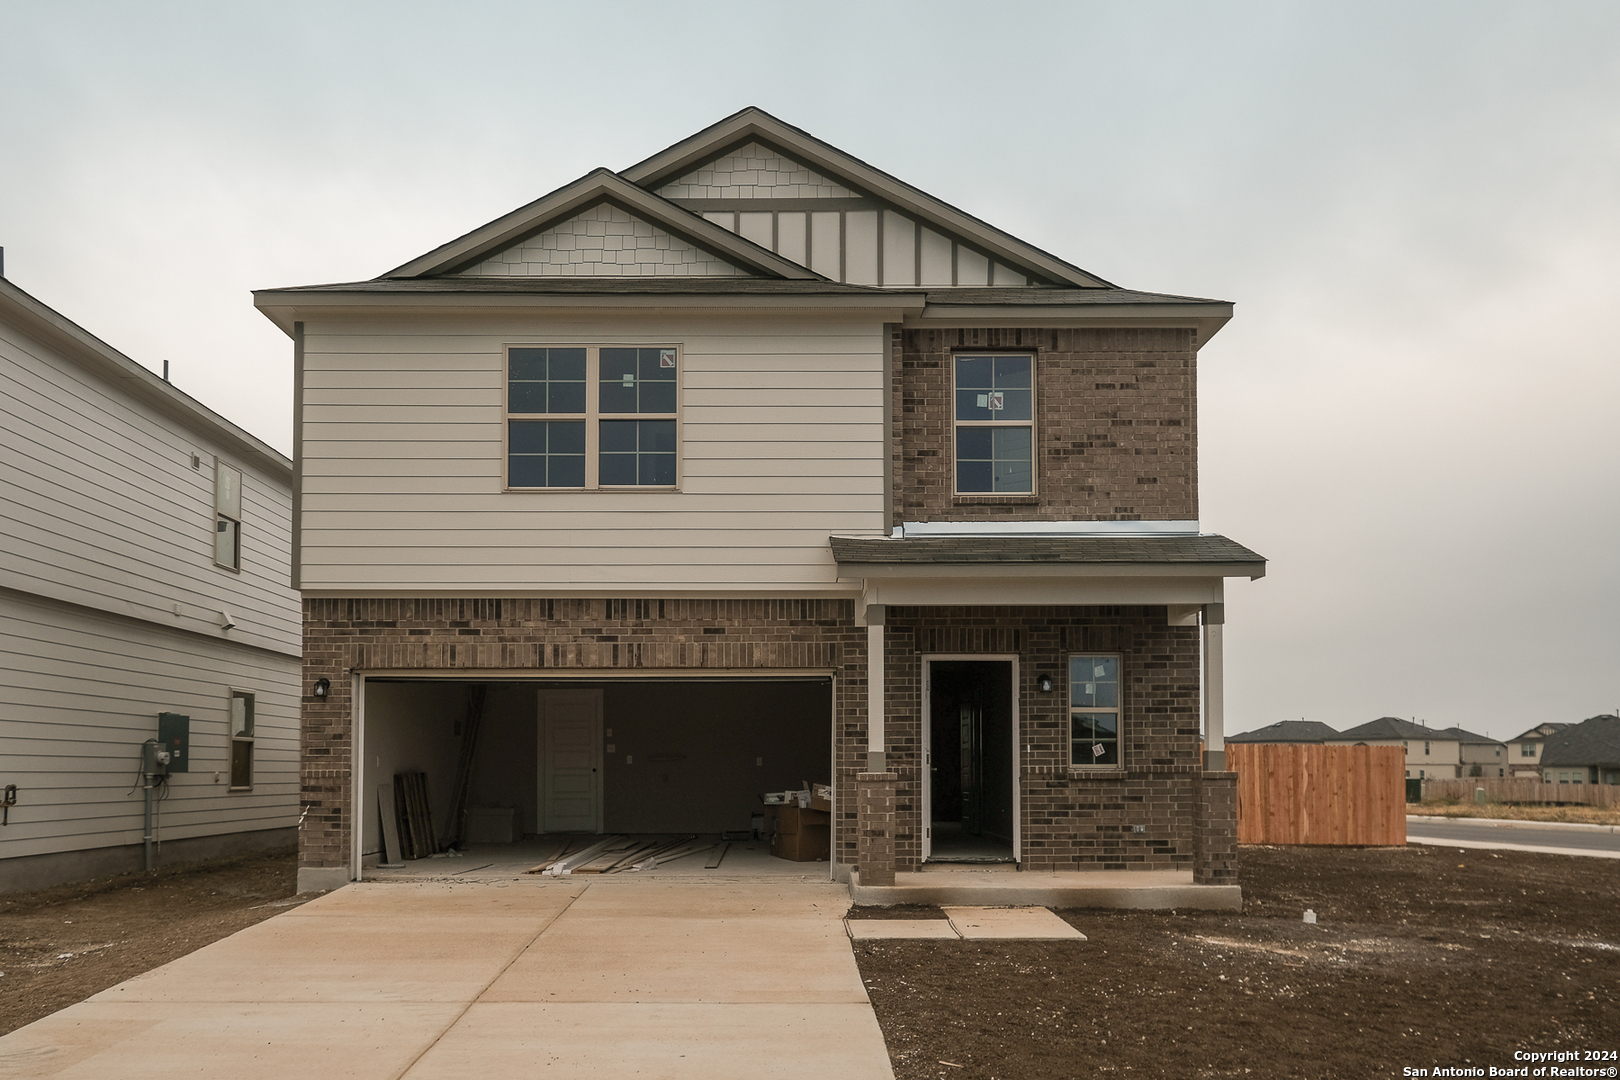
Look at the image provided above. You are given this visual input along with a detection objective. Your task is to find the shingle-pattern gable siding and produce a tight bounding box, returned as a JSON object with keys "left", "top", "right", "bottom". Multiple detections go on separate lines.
{"left": 457, "top": 203, "right": 748, "bottom": 278}
{"left": 896, "top": 328, "right": 1199, "bottom": 525}
{"left": 656, "top": 142, "right": 857, "bottom": 200}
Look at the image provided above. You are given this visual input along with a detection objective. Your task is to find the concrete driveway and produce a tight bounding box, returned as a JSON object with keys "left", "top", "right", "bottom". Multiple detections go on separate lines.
{"left": 0, "top": 878, "right": 893, "bottom": 1080}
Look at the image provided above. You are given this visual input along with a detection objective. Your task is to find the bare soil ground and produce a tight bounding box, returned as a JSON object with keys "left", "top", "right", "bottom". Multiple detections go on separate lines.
{"left": 853, "top": 845, "right": 1620, "bottom": 1079}
{"left": 0, "top": 851, "right": 301, "bottom": 1036}
{"left": 4, "top": 844, "right": 1617, "bottom": 1080}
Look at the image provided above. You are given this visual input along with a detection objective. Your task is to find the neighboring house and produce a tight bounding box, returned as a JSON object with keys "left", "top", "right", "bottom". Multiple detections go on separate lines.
{"left": 1539, "top": 715, "right": 1620, "bottom": 786}
{"left": 1327, "top": 717, "right": 1462, "bottom": 779}
{"left": 0, "top": 274, "right": 300, "bottom": 893}
{"left": 1506, "top": 722, "right": 1570, "bottom": 778}
{"left": 1227, "top": 721, "right": 1340, "bottom": 743}
{"left": 253, "top": 107, "right": 1266, "bottom": 894}
{"left": 1442, "top": 726, "right": 1508, "bottom": 778}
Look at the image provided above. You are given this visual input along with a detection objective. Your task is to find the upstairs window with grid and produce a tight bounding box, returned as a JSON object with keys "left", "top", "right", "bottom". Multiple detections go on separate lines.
{"left": 954, "top": 353, "right": 1033, "bottom": 494}
{"left": 507, "top": 345, "right": 678, "bottom": 489}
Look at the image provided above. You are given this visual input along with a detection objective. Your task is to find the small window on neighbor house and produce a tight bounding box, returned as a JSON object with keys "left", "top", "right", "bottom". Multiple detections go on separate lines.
{"left": 954, "top": 353, "right": 1033, "bottom": 494}
{"left": 1424, "top": 741, "right": 1431, "bottom": 754}
{"left": 1069, "top": 654, "right": 1120, "bottom": 768}
{"left": 229, "top": 690, "right": 254, "bottom": 789}
{"left": 1521, "top": 743, "right": 1536, "bottom": 756}
{"left": 214, "top": 460, "right": 242, "bottom": 570}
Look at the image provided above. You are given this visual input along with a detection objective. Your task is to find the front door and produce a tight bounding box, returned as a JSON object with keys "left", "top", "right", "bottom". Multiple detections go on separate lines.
{"left": 538, "top": 689, "right": 603, "bottom": 833}
{"left": 923, "top": 658, "right": 1016, "bottom": 862}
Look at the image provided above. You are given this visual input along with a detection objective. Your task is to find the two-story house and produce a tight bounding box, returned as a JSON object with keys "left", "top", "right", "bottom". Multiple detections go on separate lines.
{"left": 253, "top": 108, "right": 1266, "bottom": 895}
{"left": 1, "top": 273, "right": 300, "bottom": 892}
{"left": 1506, "top": 722, "right": 1570, "bottom": 778}
{"left": 1327, "top": 717, "right": 1462, "bottom": 779}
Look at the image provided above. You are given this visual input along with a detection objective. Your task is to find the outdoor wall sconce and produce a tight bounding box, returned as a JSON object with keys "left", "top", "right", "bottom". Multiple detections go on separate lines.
{"left": 1036, "top": 673, "right": 1053, "bottom": 693}
{"left": 312, "top": 678, "right": 331, "bottom": 700}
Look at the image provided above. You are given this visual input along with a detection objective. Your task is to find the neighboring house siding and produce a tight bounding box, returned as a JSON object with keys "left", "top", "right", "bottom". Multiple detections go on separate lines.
{"left": 895, "top": 327, "right": 1199, "bottom": 525}
{"left": 297, "top": 313, "right": 887, "bottom": 593}
{"left": 0, "top": 319, "right": 298, "bottom": 655}
{"left": 0, "top": 591, "right": 299, "bottom": 861}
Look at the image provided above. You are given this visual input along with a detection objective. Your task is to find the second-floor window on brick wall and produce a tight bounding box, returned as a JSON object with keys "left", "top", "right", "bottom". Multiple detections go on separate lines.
{"left": 507, "top": 345, "right": 678, "bottom": 489}
{"left": 954, "top": 353, "right": 1033, "bottom": 493}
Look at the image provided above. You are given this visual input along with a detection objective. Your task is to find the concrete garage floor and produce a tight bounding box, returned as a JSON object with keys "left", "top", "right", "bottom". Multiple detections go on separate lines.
{"left": 0, "top": 876, "right": 892, "bottom": 1080}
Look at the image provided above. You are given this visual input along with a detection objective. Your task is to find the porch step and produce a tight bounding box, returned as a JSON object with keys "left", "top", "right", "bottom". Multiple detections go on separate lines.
{"left": 848, "top": 868, "right": 1241, "bottom": 911}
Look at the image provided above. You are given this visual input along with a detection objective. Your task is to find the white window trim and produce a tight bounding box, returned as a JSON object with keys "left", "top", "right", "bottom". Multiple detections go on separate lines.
{"left": 951, "top": 351, "right": 1037, "bottom": 497}
{"left": 1067, "top": 651, "right": 1124, "bottom": 771}
{"left": 504, "top": 343, "right": 682, "bottom": 491}
{"left": 228, "top": 688, "right": 255, "bottom": 791}
{"left": 213, "top": 458, "right": 242, "bottom": 572}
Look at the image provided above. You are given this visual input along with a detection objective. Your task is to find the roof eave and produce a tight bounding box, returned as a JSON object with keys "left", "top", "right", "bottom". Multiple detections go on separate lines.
{"left": 911, "top": 301, "right": 1233, "bottom": 347}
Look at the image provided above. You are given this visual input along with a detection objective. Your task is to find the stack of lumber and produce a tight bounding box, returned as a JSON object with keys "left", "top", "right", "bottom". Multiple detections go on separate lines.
{"left": 525, "top": 834, "right": 707, "bottom": 875}
{"left": 393, "top": 772, "right": 438, "bottom": 859}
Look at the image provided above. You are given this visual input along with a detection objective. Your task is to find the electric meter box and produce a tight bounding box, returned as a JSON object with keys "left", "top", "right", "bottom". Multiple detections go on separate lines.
{"left": 157, "top": 712, "right": 191, "bottom": 773}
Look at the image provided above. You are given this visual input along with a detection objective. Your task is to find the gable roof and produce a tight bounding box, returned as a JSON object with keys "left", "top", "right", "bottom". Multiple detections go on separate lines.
{"left": 1330, "top": 716, "right": 1444, "bottom": 742}
{"left": 1435, "top": 727, "right": 1503, "bottom": 746}
{"left": 383, "top": 168, "right": 820, "bottom": 281}
{"left": 1507, "top": 722, "right": 1571, "bottom": 743}
{"left": 1539, "top": 715, "right": 1620, "bottom": 768}
{"left": 620, "top": 107, "right": 1116, "bottom": 289}
{"left": 1227, "top": 721, "right": 1340, "bottom": 744}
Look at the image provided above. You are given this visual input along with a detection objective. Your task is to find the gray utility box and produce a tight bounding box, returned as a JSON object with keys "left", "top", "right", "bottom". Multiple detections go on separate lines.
{"left": 158, "top": 712, "right": 191, "bottom": 773}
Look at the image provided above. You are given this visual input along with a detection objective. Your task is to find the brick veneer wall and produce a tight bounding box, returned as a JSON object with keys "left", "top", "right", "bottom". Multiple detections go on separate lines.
{"left": 880, "top": 604, "right": 1207, "bottom": 873}
{"left": 894, "top": 327, "right": 1199, "bottom": 527}
{"left": 300, "top": 597, "right": 1230, "bottom": 883}
{"left": 300, "top": 598, "right": 869, "bottom": 872}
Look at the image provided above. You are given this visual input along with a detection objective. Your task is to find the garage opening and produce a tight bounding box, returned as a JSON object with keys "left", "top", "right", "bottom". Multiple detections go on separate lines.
{"left": 358, "top": 677, "right": 832, "bottom": 866}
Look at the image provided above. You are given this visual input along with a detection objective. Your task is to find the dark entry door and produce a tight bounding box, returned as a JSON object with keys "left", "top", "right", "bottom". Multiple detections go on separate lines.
{"left": 928, "top": 660, "right": 1014, "bottom": 861}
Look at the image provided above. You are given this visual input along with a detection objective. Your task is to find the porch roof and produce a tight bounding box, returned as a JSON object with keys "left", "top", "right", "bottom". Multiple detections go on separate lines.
{"left": 829, "top": 534, "right": 1265, "bottom": 570}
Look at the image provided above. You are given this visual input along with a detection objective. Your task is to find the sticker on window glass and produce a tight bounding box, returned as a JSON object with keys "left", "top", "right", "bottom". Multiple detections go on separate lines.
{"left": 1092, "top": 743, "right": 1106, "bottom": 758}
{"left": 622, "top": 374, "right": 635, "bottom": 387}
{"left": 987, "top": 391, "right": 1004, "bottom": 411}
{"left": 660, "top": 349, "right": 676, "bottom": 368}
{"left": 1085, "top": 682, "right": 1095, "bottom": 695}
{"left": 1094, "top": 664, "right": 1107, "bottom": 678}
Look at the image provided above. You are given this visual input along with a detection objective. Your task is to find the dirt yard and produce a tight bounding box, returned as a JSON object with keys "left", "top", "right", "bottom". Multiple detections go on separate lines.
{"left": 854, "top": 846, "right": 1620, "bottom": 1079}
{"left": 0, "top": 851, "right": 301, "bottom": 1036}
{"left": 4, "top": 844, "right": 1617, "bottom": 1080}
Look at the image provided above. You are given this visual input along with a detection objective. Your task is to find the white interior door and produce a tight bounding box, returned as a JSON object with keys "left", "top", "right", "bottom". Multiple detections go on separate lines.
{"left": 538, "top": 689, "right": 603, "bottom": 833}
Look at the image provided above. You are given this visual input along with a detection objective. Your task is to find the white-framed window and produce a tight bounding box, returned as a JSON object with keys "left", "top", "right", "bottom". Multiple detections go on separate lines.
{"left": 1521, "top": 743, "right": 1536, "bottom": 757}
{"left": 214, "top": 460, "right": 242, "bottom": 570}
{"left": 229, "top": 689, "right": 254, "bottom": 789}
{"left": 1068, "top": 654, "right": 1121, "bottom": 768}
{"left": 506, "top": 345, "right": 679, "bottom": 489}
{"left": 953, "top": 352, "right": 1033, "bottom": 494}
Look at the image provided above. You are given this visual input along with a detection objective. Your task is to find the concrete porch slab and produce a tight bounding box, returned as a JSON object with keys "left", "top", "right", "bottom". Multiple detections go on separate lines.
{"left": 849, "top": 868, "right": 1242, "bottom": 911}
{"left": 845, "top": 919, "right": 961, "bottom": 940}
{"left": 943, "top": 906, "right": 1087, "bottom": 939}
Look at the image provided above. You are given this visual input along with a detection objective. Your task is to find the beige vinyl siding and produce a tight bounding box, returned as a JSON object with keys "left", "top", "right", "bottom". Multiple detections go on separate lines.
{"left": 297, "top": 313, "right": 887, "bottom": 593}
{"left": 0, "top": 592, "right": 298, "bottom": 860}
{"left": 0, "top": 321, "right": 299, "bottom": 655}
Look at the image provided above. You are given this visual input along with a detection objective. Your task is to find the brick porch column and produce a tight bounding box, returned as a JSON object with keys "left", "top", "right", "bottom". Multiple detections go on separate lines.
{"left": 857, "top": 771, "right": 898, "bottom": 887}
{"left": 1194, "top": 770, "right": 1238, "bottom": 885}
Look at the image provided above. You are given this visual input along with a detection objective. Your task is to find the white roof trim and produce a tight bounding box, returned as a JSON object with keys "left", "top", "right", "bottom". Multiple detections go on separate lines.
{"left": 621, "top": 107, "right": 1117, "bottom": 290}
{"left": 898, "top": 520, "right": 1202, "bottom": 538}
{"left": 382, "top": 169, "right": 821, "bottom": 281}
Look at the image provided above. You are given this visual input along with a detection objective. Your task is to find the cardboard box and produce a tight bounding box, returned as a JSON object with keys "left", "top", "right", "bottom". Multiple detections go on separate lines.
{"left": 803, "top": 780, "right": 833, "bottom": 813}
{"left": 771, "top": 821, "right": 830, "bottom": 861}
{"left": 772, "top": 806, "right": 830, "bottom": 835}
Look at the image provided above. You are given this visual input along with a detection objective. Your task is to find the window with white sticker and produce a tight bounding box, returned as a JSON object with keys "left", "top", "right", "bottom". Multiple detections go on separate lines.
{"left": 1069, "top": 654, "right": 1121, "bottom": 768}
{"left": 954, "top": 353, "right": 1033, "bottom": 494}
{"left": 507, "top": 346, "right": 678, "bottom": 489}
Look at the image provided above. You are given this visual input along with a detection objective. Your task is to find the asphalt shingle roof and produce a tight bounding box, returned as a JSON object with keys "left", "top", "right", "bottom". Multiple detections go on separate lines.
{"left": 1539, "top": 715, "right": 1620, "bottom": 768}
{"left": 1331, "top": 716, "right": 1440, "bottom": 742}
{"left": 828, "top": 534, "right": 1265, "bottom": 566}
{"left": 1227, "top": 721, "right": 1341, "bottom": 743}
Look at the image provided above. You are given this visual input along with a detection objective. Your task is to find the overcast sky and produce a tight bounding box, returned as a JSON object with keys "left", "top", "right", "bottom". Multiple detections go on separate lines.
{"left": 4, "top": 1, "right": 1616, "bottom": 741}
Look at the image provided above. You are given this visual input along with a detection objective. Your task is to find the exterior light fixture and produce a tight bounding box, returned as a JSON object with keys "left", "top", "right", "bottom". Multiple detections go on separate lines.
{"left": 1036, "top": 673, "right": 1053, "bottom": 693}
{"left": 312, "top": 677, "right": 331, "bottom": 700}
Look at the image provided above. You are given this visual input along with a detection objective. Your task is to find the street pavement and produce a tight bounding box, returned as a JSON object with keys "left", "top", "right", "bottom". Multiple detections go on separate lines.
{"left": 1406, "top": 815, "right": 1620, "bottom": 858}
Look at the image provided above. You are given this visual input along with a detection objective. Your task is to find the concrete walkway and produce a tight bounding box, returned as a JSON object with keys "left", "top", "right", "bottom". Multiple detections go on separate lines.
{"left": 0, "top": 879, "right": 893, "bottom": 1080}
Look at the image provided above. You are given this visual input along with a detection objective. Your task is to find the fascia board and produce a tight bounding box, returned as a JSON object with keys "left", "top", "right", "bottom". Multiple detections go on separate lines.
{"left": 381, "top": 169, "right": 817, "bottom": 281}
{"left": 834, "top": 562, "right": 1265, "bottom": 581}
{"left": 253, "top": 288, "right": 925, "bottom": 324}
{"left": 845, "top": 574, "right": 1230, "bottom": 608}
{"left": 912, "top": 303, "right": 1233, "bottom": 347}
{"left": 2, "top": 280, "right": 293, "bottom": 483}
{"left": 621, "top": 108, "right": 1116, "bottom": 290}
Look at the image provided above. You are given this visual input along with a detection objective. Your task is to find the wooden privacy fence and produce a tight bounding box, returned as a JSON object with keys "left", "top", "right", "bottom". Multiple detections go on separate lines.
{"left": 1230, "top": 743, "right": 1406, "bottom": 846}
{"left": 1423, "top": 777, "right": 1620, "bottom": 808}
